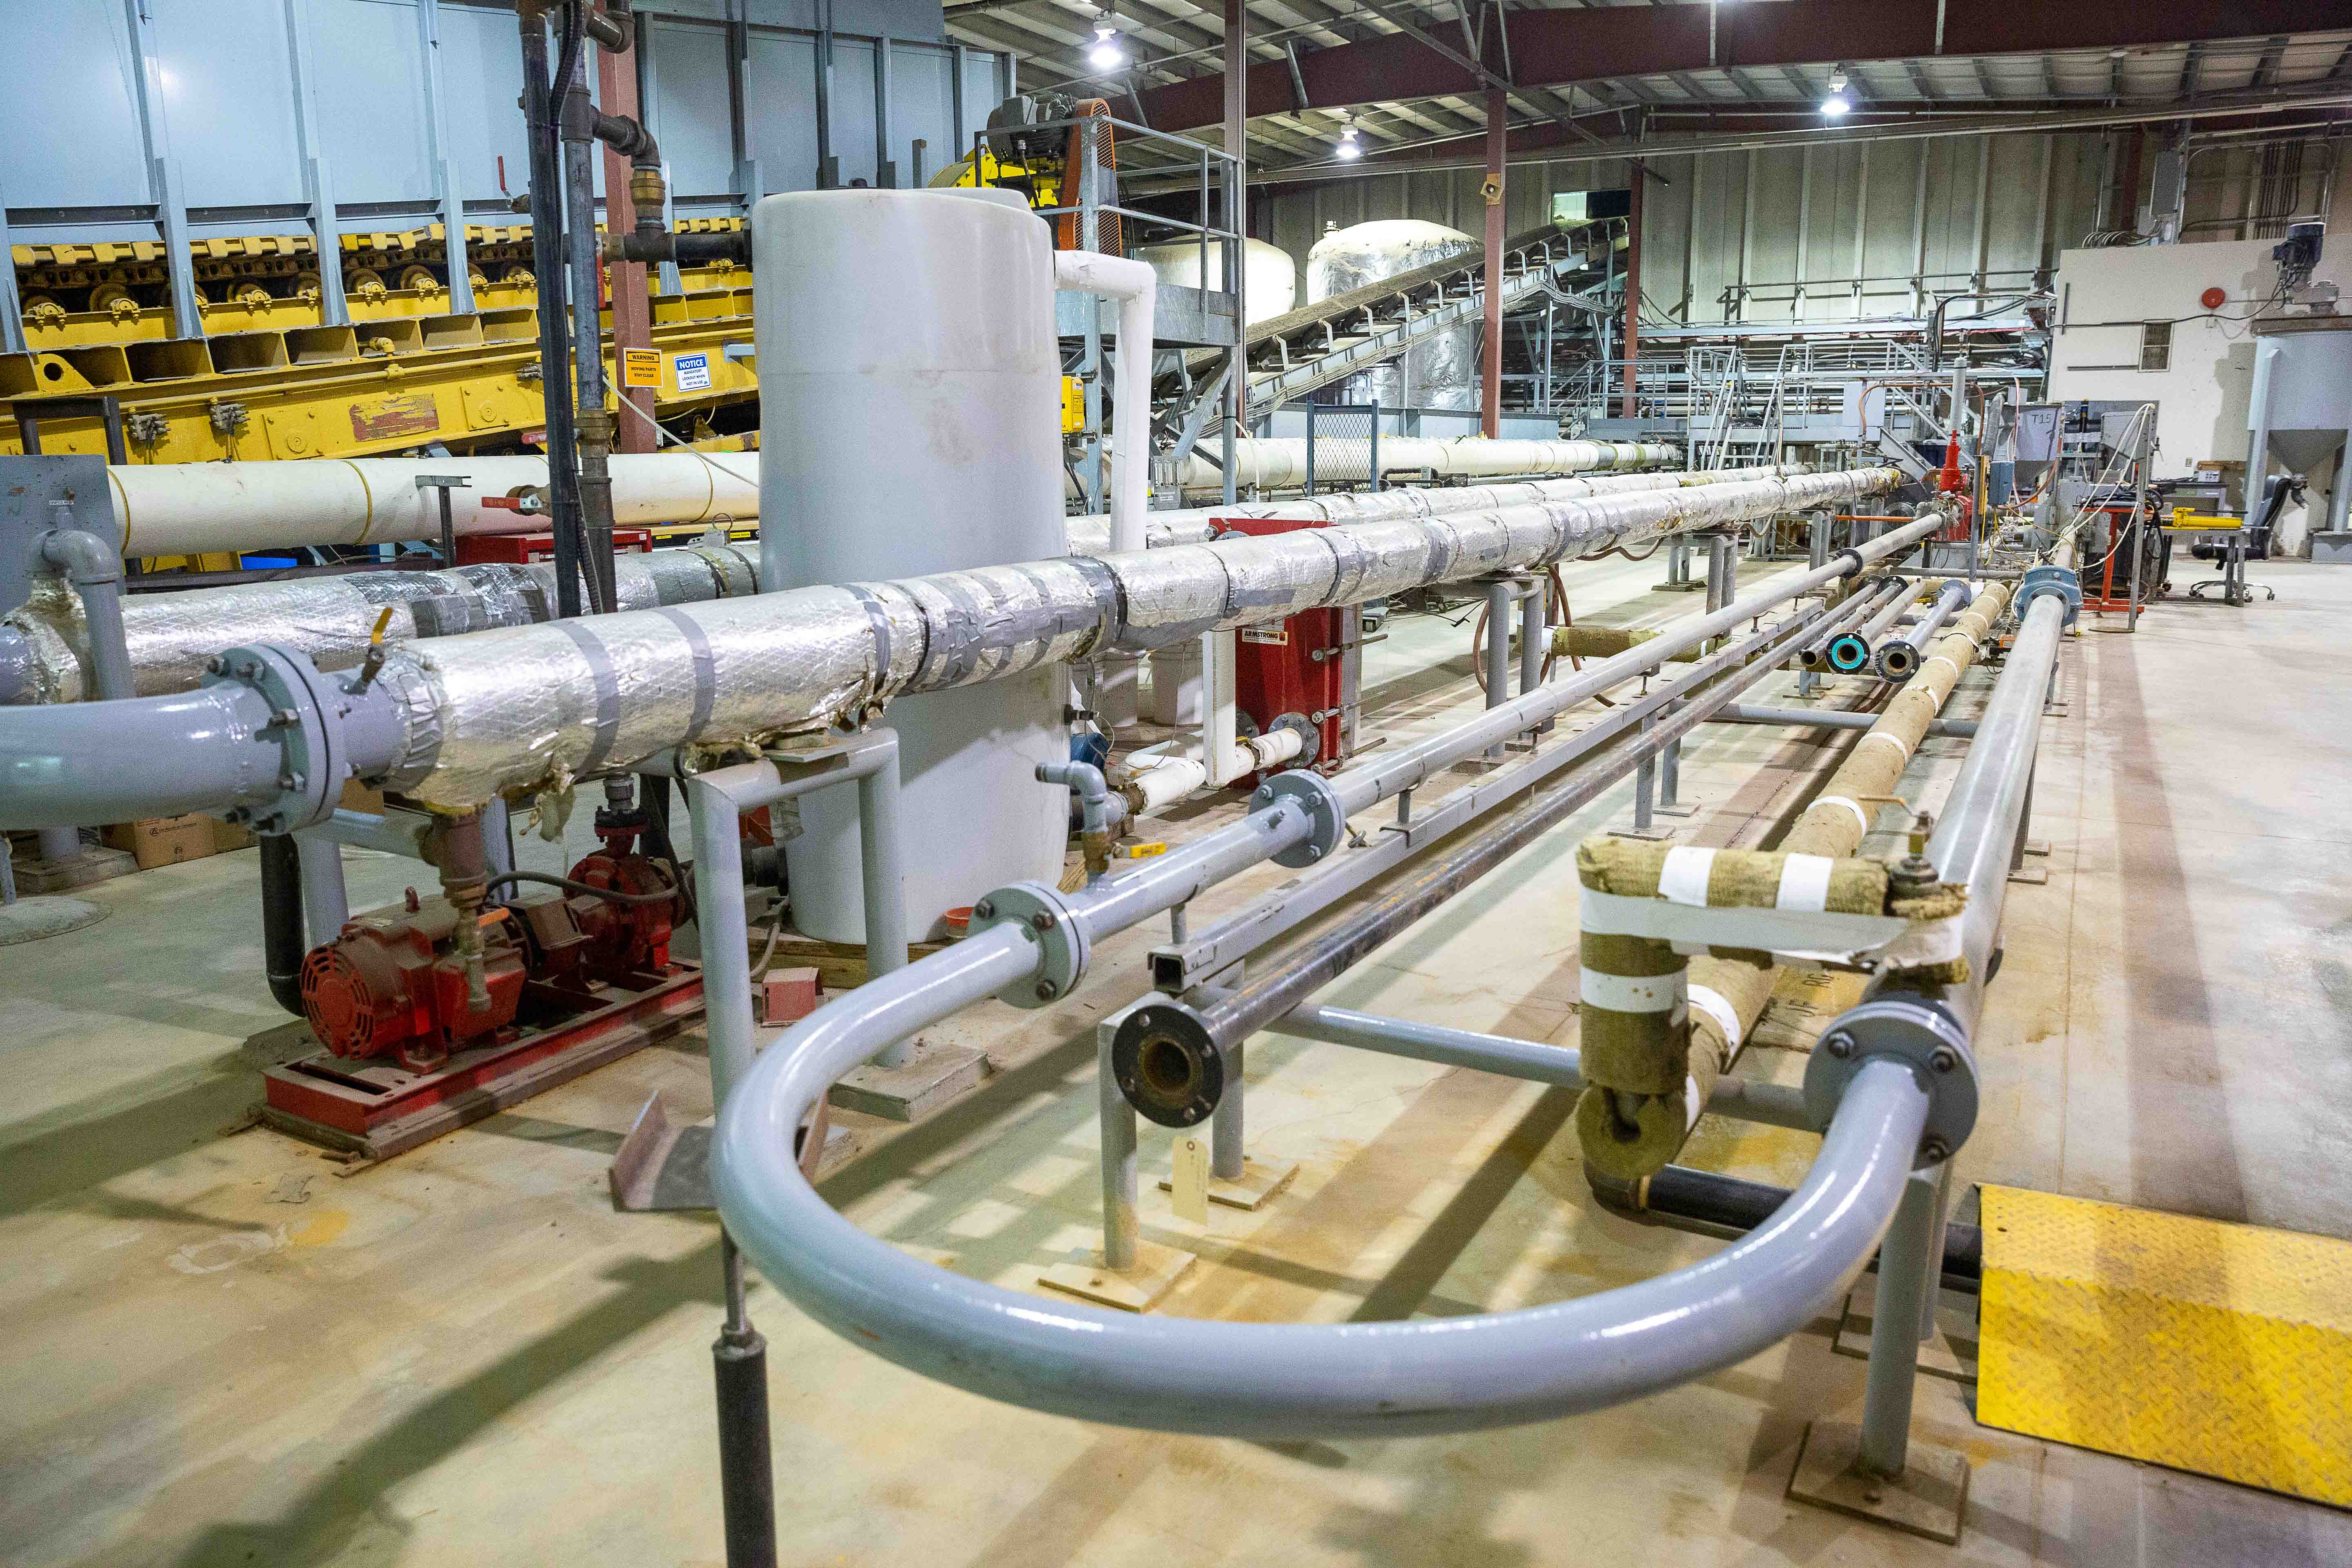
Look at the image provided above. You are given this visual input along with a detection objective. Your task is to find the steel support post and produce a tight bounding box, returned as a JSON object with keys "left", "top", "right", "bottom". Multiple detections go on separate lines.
{"left": 1209, "top": 1042, "right": 1245, "bottom": 1180}
{"left": 1480, "top": 86, "right": 1506, "bottom": 439}
{"left": 1621, "top": 168, "right": 1643, "bottom": 419}
{"left": 1483, "top": 576, "right": 1514, "bottom": 758}
{"left": 1098, "top": 1013, "right": 1141, "bottom": 1269}
{"left": 1633, "top": 720, "right": 1656, "bottom": 834}
{"left": 1858, "top": 1164, "right": 1944, "bottom": 1474}
{"left": 1517, "top": 574, "right": 1547, "bottom": 721}
{"left": 417, "top": 0, "right": 476, "bottom": 316}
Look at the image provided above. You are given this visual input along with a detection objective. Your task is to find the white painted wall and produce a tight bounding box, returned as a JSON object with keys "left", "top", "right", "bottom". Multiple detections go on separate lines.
{"left": 2049, "top": 232, "right": 2350, "bottom": 552}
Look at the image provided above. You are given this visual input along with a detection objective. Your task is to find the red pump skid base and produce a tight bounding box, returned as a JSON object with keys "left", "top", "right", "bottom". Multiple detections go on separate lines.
{"left": 259, "top": 965, "right": 704, "bottom": 1164}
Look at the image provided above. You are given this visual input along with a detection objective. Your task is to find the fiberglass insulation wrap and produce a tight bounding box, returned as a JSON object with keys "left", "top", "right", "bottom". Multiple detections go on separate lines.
{"left": 374, "top": 468, "right": 1898, "bottom": 808}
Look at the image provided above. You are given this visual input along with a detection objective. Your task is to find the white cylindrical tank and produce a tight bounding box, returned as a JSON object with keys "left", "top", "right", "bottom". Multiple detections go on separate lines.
{"left": 1306, "top": 219, "right": 1482, "bottom": 411}
{"left": 1135, "top": 238, "right": 1298, "bottom": 325}
{"left": 757, "top": 189, "right": 1068, "bottom": 944}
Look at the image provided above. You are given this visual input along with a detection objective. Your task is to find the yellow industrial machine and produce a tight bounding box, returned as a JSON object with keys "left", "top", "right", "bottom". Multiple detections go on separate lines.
{"left": 6, "top": 220, "right": 758, "bottom": 464}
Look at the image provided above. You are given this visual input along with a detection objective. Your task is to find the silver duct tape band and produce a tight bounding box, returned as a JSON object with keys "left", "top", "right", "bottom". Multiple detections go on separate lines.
{"left": 652, "top": 607, "right": 718, "bottom": 737}
{"left": 548, "top": 621, "right": 625, "bottom": 775}
{"left": 381, "top": 469, "right": 1902, "bottom": 807}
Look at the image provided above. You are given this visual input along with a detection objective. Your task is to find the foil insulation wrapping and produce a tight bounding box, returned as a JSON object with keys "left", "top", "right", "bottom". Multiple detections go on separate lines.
{"left": 378, "top": 468, "right": 1900, "bottom": 808}
{"left": 4, "top": 544, "right": 761, "bottom": 702}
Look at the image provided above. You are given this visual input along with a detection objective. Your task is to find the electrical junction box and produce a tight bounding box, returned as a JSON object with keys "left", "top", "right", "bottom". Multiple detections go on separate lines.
{"left": 1061, "top": 376, "right": 1085, "bottom": 434}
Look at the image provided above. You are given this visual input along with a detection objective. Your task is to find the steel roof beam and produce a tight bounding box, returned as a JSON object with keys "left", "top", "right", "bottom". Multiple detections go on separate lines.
{"left": 1131, "top": 0, "right": 2350, "bottom": 130}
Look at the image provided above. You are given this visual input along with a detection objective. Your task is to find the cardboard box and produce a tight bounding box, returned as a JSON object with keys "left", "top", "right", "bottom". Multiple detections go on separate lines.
{"left": 103, "top": 814, "right": 217, "bottom": 870}
{"left": 211, "top": 818, "right": 256, "bottom": 854}
{"left": 341, "top": 778, "right": 387, "bottom": 815}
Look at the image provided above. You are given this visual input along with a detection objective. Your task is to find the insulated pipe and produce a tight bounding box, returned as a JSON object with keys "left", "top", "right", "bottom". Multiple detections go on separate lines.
{"left": 5, "top": 544, "right": 760, "bottom": 703}
{"left": 1171, "top": 437, "right": 1679, "bottom": 495}
{"left": 0, "top": 470, "right": 1905, "bottom": 826}
{"left": 1053, "top": 252, "right": 1156, "bottom": 553}
{"left": 100, "top": 453, "right": 760, "bottom": 558}
{"left": 710, "top": 991, "right": 1926, "bottom": 1437}
{"left": 1594, "top": 580, "right": 2014, "bottom": 1180}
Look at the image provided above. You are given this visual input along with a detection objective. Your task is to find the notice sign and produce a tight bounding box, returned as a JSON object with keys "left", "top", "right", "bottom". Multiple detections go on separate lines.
{"left": 674, "top": 351, "right": 713, "bottom": 392}
{"left": 620, "top": 347, "right": 662, "bottom": 388}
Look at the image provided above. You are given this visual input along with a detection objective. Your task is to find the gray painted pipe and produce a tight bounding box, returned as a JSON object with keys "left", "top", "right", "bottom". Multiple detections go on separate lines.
{"left": 1710, "top": 703, "right": 1978, "bottom": 740}
{"left": 712, "top": 991, "right": 1926, "bottom": 1437}
{"left": 1270, "top": 1003, "right": 1814, "bottom": 1131}
{"left": 0, "top": 683, "right": 303, "bottom": 829}
{"left": 1871, "top": 578, "right": 1971, "bottom": 682}
{"left": 40, "top": 531, "right": 134, "bottom": 701}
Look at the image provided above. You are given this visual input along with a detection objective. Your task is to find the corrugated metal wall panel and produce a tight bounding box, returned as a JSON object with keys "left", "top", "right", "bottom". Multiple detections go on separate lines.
{"left": 9, "top": 0, "right": 150, "bottom": 210}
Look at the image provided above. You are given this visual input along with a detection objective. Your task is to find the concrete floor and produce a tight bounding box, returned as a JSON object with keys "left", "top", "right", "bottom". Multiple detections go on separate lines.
{"left": 5, "top": 556, "right": 2350, "bottom": 1567}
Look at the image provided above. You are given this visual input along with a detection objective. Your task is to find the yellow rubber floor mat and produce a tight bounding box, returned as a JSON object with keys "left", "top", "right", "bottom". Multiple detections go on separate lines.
{"left": 1977, "top": 1185, "right": 2352, "bottom": 1506}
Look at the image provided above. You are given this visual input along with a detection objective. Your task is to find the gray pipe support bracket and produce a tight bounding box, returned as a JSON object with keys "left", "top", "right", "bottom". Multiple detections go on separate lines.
{"left": 207, "top": 645, "right": 353, "bottom": 835}
{"left": 1801, "top": 996, "right": 1977, "bottom": 1165}
{"left": 2015, "top": 564, "right": 2081, "bottom": 629}
{"left": 970, "top": 880, "right": 1089, "bottom": 1007}
{"left": 1256, "top": 770, "right": 1345, "bottom": 869}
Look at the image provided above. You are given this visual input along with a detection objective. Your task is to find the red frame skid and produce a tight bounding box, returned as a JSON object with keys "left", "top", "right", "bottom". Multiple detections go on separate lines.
{"left": 261, "top": 967, "right": 704, "bottom": 1159}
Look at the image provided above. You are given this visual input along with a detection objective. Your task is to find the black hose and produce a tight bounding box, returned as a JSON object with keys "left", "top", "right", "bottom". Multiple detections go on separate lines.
{"left": 485, "top": 869, "right": 681, "bottom": 905}
{"left": 258, "top": 835, "right": 308, "bottom": 1017}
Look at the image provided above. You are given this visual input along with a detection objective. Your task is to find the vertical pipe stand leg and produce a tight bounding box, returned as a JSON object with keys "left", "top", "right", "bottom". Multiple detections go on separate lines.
{"left": 1517, "top": 576, "right": 1548, "bottom": 734}
{"left": 713, "top": 1228, "right": 777, "bottom": 1568}
{"left": 1036, "top": 1002, "right": 1205, "bottom": 1312}
{"left": 1482, "top": 577, "right": 1512, "bottom": 760}
{"left": 1787, "top": 1160, "right": 1973, "bottom": 1544}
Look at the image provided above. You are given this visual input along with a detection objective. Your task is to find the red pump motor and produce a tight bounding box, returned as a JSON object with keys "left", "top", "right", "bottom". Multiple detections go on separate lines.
{"left": 298, "top": 892, "right": 528, "bottom": 1071}
{"left": 561, "top": 837, "right": 679, "bottom": 976}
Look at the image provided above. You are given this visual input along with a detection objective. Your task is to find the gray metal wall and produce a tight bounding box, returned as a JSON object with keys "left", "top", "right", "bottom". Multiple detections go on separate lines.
{"left": 4, "top": 0, "right": 1008, "bottom": 247}
{"left": 1256, "top": 132, "right": 2349, "bottom": 325}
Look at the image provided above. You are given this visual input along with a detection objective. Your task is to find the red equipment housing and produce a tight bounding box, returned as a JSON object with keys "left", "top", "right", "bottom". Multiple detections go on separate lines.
{"left": 1209, "top": 514, "right": 1350, "bottom": 777}
{"left": 298, "top": 896, "right": 528, "bottom": 1071}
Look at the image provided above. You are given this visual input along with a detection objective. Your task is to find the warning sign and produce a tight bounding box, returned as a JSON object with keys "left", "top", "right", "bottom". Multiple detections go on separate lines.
{"left": 620, "top": 347, "right": 662, "bottom": 388}
{"left": 674, "top": 351, "right": 712, "bottom": 392}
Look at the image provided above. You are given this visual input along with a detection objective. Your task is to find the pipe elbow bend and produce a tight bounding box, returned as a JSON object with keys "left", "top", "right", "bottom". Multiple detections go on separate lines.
{"left": 41, "top": 529, "right": 122, "bottom": 588}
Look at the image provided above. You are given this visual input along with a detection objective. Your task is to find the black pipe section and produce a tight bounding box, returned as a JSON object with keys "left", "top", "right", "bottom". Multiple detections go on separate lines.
{"left": 604, "top": 229, "right": 753, "bottom": 268}
{"left": 1588, "top": 1164, "right": 1982, "bottom": 1293}
{"left": 259, "top": 834, "right": 308, "bottom": 1017}
{"left": 714, "top": 1232, "right": 778, "bottom": 1568}
{"left": 518, "top": 5, "right": 592, "bottom": 619}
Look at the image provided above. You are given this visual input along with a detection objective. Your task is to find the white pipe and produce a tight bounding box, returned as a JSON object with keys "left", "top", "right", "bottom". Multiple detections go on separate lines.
{"left": 1121, "top": 755, "right": 1208, "bottom": 813}
{"left": 1052, "top": 251, "right": 1156, "bottom": 554}
{"left": 1152, "top": 437, "right": 1680, "bottom": 497}
{"left": 105, "top": 451, "right": 760, "bottom": 558}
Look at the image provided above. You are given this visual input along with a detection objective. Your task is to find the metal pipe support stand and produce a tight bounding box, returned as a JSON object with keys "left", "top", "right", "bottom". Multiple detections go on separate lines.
{"left": 1786, "top": 1159, "right": 1973, "bottom": 1544}
{"left": 1618, "top": 713, "right": 1677, "bottom": 841}
{"left": 1657, "top": 538, "right": 1704, "bottom": 592}
{"left": 1038, "top": 998, "right": 1295, "bottom": 1312}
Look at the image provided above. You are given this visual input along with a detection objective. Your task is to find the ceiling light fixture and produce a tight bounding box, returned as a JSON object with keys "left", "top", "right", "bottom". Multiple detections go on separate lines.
{"left": 1335, "top": 116, "right": 1362, "bottom": 160}
{"left": 1088, "top": 23, "right": 1124, "bottom": 71}
{"left": 1822, "top": 66, "right": 1852, "bottom": 117}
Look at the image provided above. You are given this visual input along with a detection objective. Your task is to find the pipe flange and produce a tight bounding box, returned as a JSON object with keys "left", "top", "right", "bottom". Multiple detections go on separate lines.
{"left": 1873, "top": 639, "right": 1921, "bottom": 682}
{"left": 970, "top": 880, "right": 1089, "bottom": 1009}
{"left": 1801, "top": 996, "right": 1978, "bottom": 1166}
{"left": 1268, "top": 710, "right": 1321, "bottom": 769}
{"left": 203, "top": 644, "right": 346, "bottom": 835}
{"left": 1111, "top": 1000, "right": 1226, "bottom": 1127}
{"left": 1823, "top": 631, "right": 1872, "bottom": 675}
{"left": 1255, "top": 768, "right": 1345, "bottom": 869}
{"left": 2016, "top": 564, "right": 2082, "bottom": 628}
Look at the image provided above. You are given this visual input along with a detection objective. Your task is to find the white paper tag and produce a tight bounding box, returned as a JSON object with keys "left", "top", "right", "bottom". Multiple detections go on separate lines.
{"left": 1171, "top": 1135, "right": 1210, "bottom": 1223}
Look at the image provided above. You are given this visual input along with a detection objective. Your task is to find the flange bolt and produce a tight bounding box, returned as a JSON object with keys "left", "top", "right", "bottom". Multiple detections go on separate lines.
{"left": 1824, "top": 1032, "right": 1852, "bottom": 1058}
{"left": 1930, "top": 1047, "right": 1959, "bottom": 1074}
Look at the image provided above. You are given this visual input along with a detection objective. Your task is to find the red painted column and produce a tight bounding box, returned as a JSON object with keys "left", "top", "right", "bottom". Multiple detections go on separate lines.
{"left": 1481, "top": 86, "right": 1506, "bottom": 439}
{"left": 599, "top": 22, "right": 659, "bottom": 454}
{"left": 1620, "top": 163, "right": 1643, "bottom": 419}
